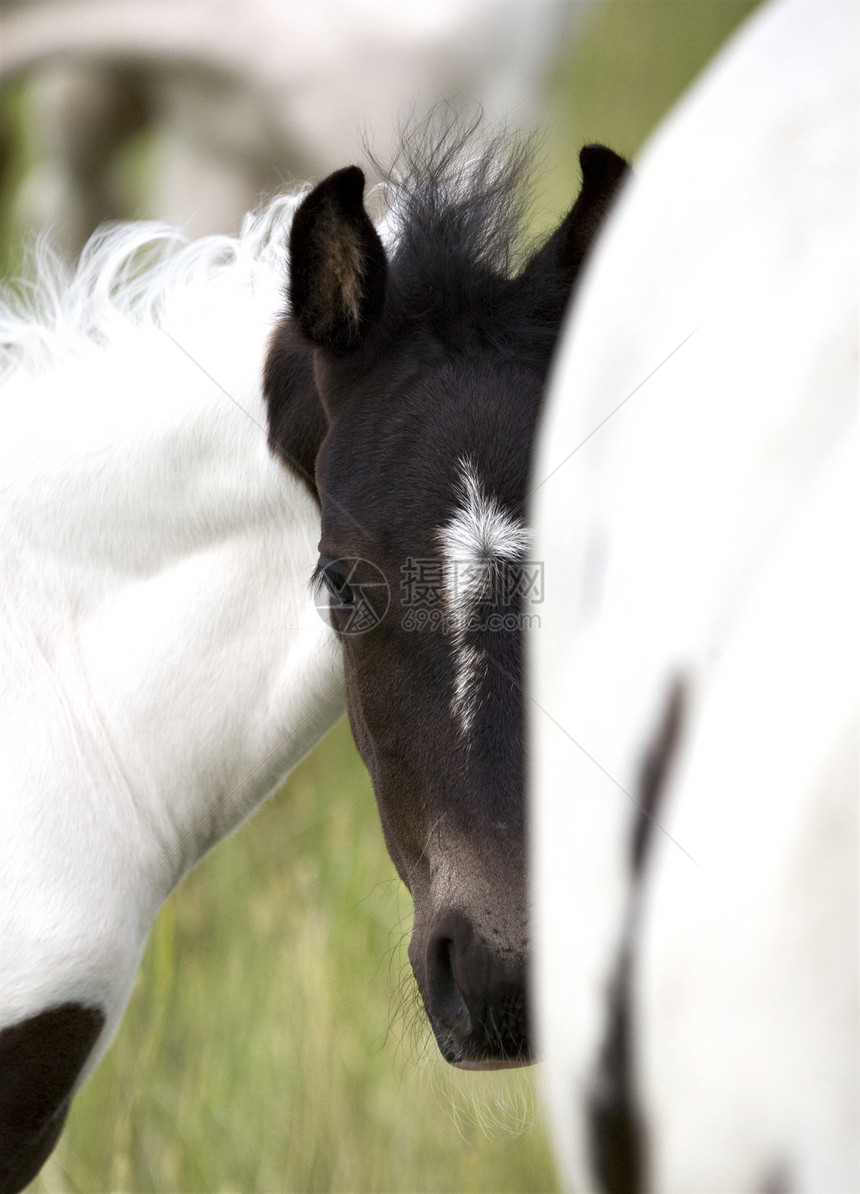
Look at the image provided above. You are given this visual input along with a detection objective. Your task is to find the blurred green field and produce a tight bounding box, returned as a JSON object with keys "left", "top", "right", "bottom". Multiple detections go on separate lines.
{"left": 7, "top": 3, "right": 758, "bottom": 1191}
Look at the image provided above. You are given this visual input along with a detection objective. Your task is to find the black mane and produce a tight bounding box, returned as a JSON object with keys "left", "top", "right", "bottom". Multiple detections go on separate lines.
{"left": 371, "top": 115, "right": 571, "bottom": 367}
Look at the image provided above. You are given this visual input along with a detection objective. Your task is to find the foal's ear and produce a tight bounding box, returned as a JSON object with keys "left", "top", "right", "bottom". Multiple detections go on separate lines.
{"left": 289, "top": 166, "right": 387, "bottom": 354}
{"left": 524, "top": 144, "right": 628, "bottom": 289}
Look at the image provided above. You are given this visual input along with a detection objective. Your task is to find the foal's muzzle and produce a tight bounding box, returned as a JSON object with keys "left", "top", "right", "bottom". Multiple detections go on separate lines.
{"left": 417, "top": 911, "right": 531, "bottom": 1067}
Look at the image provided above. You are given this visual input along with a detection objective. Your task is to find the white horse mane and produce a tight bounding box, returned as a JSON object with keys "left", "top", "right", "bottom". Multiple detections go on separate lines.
{"left": 0, "top": 190, "right": 308, "bottom": 383}
{"left": 0, "top": 176, "right": 348, "bottom": 1128}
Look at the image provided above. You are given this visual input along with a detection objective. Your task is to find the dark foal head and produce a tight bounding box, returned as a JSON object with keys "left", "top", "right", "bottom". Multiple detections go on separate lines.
{"left": 265, "top": 125, "right": 627, "bottom": 1067}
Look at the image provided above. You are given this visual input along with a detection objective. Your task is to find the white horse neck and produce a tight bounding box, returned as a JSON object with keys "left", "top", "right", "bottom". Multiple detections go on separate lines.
{"left": 0, "top": 205, "right": 344, "bottom": 986}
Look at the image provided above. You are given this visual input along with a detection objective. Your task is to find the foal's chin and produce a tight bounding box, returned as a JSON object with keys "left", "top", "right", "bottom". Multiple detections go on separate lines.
{"left": 453, "top": 1058, "right": 537, "bottom": 1072}
{"left": 432, "top": 1026, "right": 535, "bottom": 1074}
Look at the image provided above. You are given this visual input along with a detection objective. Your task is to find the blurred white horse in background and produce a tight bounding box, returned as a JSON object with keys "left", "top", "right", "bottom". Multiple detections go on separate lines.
{"left": 0, "top": 0, "right": 581, "bottom": 258}
{"left": 530, "top": 0, "right": 857, "bottom": 1190}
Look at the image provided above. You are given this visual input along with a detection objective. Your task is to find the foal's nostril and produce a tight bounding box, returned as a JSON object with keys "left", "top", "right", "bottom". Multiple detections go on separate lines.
{"left": 427, "top": 932, "right": 472, "bottom": 1050}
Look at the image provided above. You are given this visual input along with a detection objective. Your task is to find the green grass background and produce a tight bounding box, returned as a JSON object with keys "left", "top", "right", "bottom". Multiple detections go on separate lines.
{"left": 6, "top": 3, "right": 758, "bottom": 1190}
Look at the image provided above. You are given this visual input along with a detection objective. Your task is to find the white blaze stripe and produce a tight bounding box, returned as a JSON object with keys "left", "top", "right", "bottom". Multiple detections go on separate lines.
{"left": 436, "top": 458, "right": 530, "bottom": 737}
{"left": 451, "top": 644, "right": 489, "bottom": 739}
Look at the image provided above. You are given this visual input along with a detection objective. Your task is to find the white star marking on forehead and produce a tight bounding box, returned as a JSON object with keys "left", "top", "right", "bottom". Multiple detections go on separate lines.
{"left": 436, "top": 458, "right": 530, "bottom": 738}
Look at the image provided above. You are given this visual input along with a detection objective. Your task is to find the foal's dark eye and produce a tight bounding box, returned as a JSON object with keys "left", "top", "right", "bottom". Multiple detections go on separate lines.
{"left": 316, "top": 558, "right": 355, "bottom": 607}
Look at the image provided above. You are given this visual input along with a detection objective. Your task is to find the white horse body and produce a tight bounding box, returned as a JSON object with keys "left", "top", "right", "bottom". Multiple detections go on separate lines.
{"left": 0, "top": 201, "right": 345, "bottom": 1083}
{"left": 531, "top": 0, "right": 857, "bottom": 1190}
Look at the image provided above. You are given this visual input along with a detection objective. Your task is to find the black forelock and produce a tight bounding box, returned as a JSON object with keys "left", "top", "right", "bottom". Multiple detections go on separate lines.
{"left": 371, "top": 113, "right": 570, "bottom": 368}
